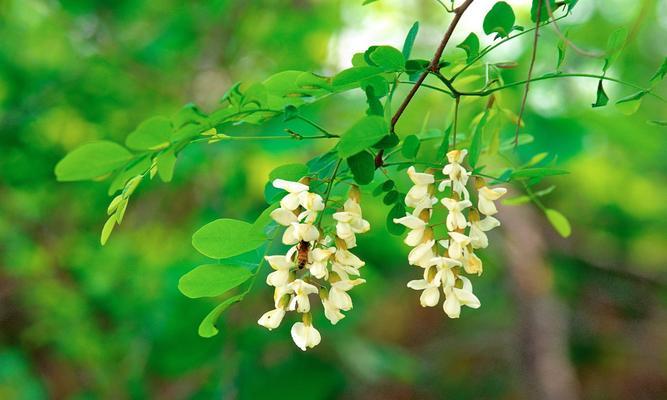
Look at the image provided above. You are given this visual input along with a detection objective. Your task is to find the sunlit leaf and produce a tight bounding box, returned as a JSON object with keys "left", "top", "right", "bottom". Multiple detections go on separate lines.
{"left": 511, "top": 168, "right": 569, "bottom": 179}
{"left": 457, "top": 33, "right": 480, "bottom": 64}
{"left": 178, "top": 264, "right": 252, "bottom": 298}
{"left": 156, "top": 149, "right": 177, "bottom": 182}
{"left": 338, "top": 116, "right": 388, "bottom": 158}
{"left": 369, "top": 46, "right": 405, "bottom": 72}
{"left": 615, "top": 91, "right": 647, "bottom": 115}
{"left": 100, "top": 214, "right": 117, "bottom": 245}
{"left": 55, "top": 141, "right": 134, "bottom": 182}
{"left": 192, "top": 219, "right": 266, "bottom": 259}
{"left": 332, "top": 66, "right": 385, "bottom": 89}
{"left": 603, "top": 28, "right": 627, "bottom": 72}
{"left": 650, "top": 57, "right": 667, "bottom": 82}
{"left": 126, "top": 116, "right": 172, "bottom": 150}
{"left": 545, "top": 208, "right": 572, "bottom": 237}
{"left": 483, "top": 2, "right": 515, "bottom": 39}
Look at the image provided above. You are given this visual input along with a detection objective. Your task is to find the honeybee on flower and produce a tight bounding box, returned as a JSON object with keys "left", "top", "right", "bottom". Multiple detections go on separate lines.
{"left": 258, "top": 178, "right": 370, "bottom": 351}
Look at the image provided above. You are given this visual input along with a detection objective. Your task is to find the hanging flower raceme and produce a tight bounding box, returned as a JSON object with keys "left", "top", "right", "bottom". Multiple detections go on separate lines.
{"left": 394, "top": 149, "right": 506, "bottom": 319}
{"left": 258, "top": 180, "right": 370, "bottom": 351}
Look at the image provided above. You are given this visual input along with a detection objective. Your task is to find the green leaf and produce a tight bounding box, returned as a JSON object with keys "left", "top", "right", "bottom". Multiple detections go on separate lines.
{"left": 338, "top": 116, "right": 389, "bottom": 158}
{"left": 198, "top": 294, "right": 245, "bottom": 338}
{"left": 192, "top": 219, "right": 266, "bottom": 259}
{"left": 178, "top": 264, "right": 252, "bottom": 298}
{"left": 55, "top": 141, "right": 134, "bottom": 182}
{"left": 100, "top": 214, "right": 117, "bottom": 245}
{"left": 545, "top": 208, "right": 572, "bottom": 237}
{"left": 531, "top": 0, "right": 556, "bottom": 23}
{"left": 468, "top": 109, "right": 490, "bottom": 168}
{"left": 156, "top": 149, "right": 177, "bottom": 182}
{"left": 650, "top": 57, "right": 667, "bottom": 82}
{"left": 382, "top": 180, "right": 395, "bottom": 191}
{"left": 364, "top": 85, "right": 384, "bottom": 116}
{"left": 402, "top": 22, "right": 419, "bottom": 59}
{"left": 603, "top": 28, "right": 627, "bottom": 72}
{"left": 457, "top": 33, "right": 480, "bottom": 64}
{"left": 362, "top": 0, "right": 380, "bottom": 4}
{"left": 332, "top": 66, "right": 385, "bottom": 89}
{"left": 401, "top": 135, "right": 420, "bottom": 159}
{"left": 511, "top": 168, "right": 569, "bottom": 179}
{"left": 615, "top": 91, "right": 647, "bottom": 115}
{"left": 556, "top": 30, "right": 568, "bottom": 70}
{"left": 347, "top": 151, "right": 375, "bottom": 185}
{"left": 252, "top": 203, "right": 280, "bottom": 232}
{"left": 483, "top": 1, "right": 515, "bottom": 39}
{"left": 126, "top": 116, "right": 172, "bottom": 151}
{"left": 383, "top": 190, "right": 398, "bottom": 205}
{"left": 648, "top": 120, "right": 667, "bottom": 126}
{"left": 368, "top": 46, "right": 405, "bottom": 72}
{"left": 564, "top": 0, "right": 579, "bottom": 11}
{"left": 502, "top": 195, "right": 531, "bottom": 205}
{"left": 405, "top": 59, "right": 429, "bottom": 81}
{"left": 263, "top": 70, "right": 303, "bottom": 96}
{"left": 387, "top": 202, "right": 406, "bottom": 235}
{"left": 592, "top": 80, "right": 609, "bottom": 108}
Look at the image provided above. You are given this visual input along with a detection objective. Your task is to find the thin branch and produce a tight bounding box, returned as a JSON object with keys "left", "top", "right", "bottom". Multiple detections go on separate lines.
{"left": 376, "top": 0, "right": 475, "bottom": 169}
{"left": 515, "top": 0, "right": 543, "bottom": 148}
{"left": 545, "top": 1, "right": 604, "bottom": 58}
{"left": 452, "top": 95, "right": 460, "bottom": 147}
{"left": 451, "top": 14, "right": 568, "bottom": 81}
{"left": 390, "top": 0, "right": 475, "bottom": 133}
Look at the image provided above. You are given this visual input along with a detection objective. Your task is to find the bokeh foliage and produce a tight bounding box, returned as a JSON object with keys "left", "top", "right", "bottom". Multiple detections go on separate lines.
{"left": 2, "top": 0, "right": 667, "bottom": 399}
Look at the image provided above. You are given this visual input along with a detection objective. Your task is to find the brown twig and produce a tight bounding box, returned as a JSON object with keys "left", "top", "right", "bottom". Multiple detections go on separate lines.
{"left": 514, "top": 0, "right": 542, "bottom": 147}
{"left": 375, "top": 0, "right": 474, "bottom": 168}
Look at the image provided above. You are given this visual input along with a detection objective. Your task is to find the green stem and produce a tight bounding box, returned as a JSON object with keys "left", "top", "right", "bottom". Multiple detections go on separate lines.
{"left": 398, "top": 81, "right": 455, "bottom": 97}
{"left": 316, "top": 159, "right": 343, "bottom": 229}
{"left": 295, "top": 115, "right": 338, "bottom": 137}
{"left": 451, "top": 14, "right": 568, "bottom": 81}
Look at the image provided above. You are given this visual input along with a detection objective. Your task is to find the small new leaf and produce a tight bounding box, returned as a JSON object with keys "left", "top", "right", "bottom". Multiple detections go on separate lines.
{"left": 545, "top": 208, "right": 572, "bottom": 237}
{"left": 592, "top": 80, "right": 609, "bottom": 108}
{"left": 650, "top": 57, "right": 667, "bottom": 82}
{"left": 457, "top": 33, "right": 480, "bottom": 64}
{"left": 603, "top": 28, "right": 627, "bottom": 72}
{"left": 402, "top": 22, "right": 419, "bottom": 60}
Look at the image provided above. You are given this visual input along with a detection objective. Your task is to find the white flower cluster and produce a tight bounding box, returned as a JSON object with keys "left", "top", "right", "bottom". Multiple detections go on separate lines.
{"left": 394, "top": 149, "right": 506, "bottom": 318}
{"left": 258, "top": 179, "right": 370, "bottom": 351}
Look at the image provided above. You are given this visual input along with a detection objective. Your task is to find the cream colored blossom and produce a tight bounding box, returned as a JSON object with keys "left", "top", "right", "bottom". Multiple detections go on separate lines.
{"left": 291, "top": 321, "right": 321, "bottom": 351}
{"left": 407, "top": 266, "right": 442, "bottom": 307}
{"left": 265, "top": 255, "right": 293, "bottom": 287}
{"left": 286, "top": 279, "right": 318, "bottom": 313}
{"left": 282, "top": 222, "right": 319, "bottom": 245}
{"left": 329, "top": 277, "right": 365, "bottom": 311}
{"left": 258, "top": 308, "right": 286, "bottom": 330}
{"left": 440, "top": 149, "right": 470, "bottom": 198}
{"left": 309, "top": 247, "right": 335, "bottom": 279}
{"left": 333, "top": 198, "right": 370, "bottom": 248}
{"left": 322, "top": 297, "right": 345, "bottom": 324}
{"left": 447, "top": 231, "right": 470, "bottom": 260}
{"left": 443, "top": 276, "right": 481, "bottom": 318}
{"left": 273, "top": 179, "right": 309, "bottom": 211}
{"left": 469, "top": 216, "right": 500, "bottom": 249}
{"left": 405, "top": 167, "right": 437, "bottom": 214}
{"left": 478, "top": 186, "right": 507, "bottom": 216}
{"left": 440, "top": 197, "right": 472, "bottom": 231}
{"left": 408, "top": 240, "right": 436, "bottom": 267}
{"left": 393, "top": 213, "right": 427, "bottom": 246}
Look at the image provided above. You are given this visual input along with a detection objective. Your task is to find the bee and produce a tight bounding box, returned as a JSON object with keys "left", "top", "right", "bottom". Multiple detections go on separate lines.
{"left": 296, "top": 240, "right": 311, "bottom": 269}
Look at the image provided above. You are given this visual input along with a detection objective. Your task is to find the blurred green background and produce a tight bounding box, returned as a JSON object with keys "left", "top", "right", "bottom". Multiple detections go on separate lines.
{"left": 2, "top": 0, "right": 667, "bottom": 399}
